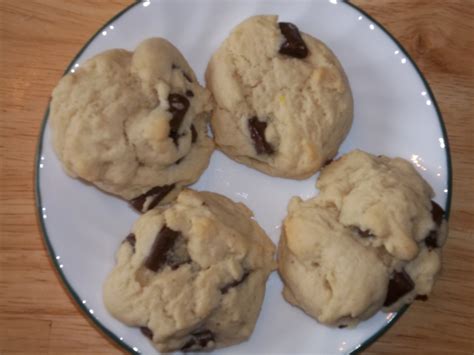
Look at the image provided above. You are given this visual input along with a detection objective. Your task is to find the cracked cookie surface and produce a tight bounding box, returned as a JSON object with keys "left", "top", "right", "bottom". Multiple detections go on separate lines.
{"left": 278, "top": 150, "right": 447, "bottom": 326}
{"left": 206, "top": 15, "right": 353, "bottom": 179}
{"left": 103, "top": 189, "right": 276, "bottom": 352}
{"left": 50, "top": 38, "right": 214, "bottom": 211}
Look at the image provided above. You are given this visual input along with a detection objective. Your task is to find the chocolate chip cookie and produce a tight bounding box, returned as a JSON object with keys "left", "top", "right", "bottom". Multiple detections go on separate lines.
{"left": 50, "top": 38, "right": 214, "bottom": 212}
{"left": 206, "top": 15, "right": 353, "bottom": 179}
{"left": 103, "top": 190, "right": 276, "bottom": 352}
{"left": 278, "top": 150, "right": 447, "bottom": 326}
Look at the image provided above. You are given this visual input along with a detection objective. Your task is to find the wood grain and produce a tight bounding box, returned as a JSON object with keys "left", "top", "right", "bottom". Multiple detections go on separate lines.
{"left": 0, "top": 0, "right": 473, "bottom": 354}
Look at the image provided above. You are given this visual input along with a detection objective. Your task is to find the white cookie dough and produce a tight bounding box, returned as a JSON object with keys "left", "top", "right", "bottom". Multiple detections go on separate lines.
{"left": 103, "top": 190, "right": 276, "bottom": 352}
{"left": 50, "top": 38, "right": 214, "bottom": 211}
{"left": 278, "top": 150, "right": 447, "bottom": 326}
{"left": 206, "top": 15, "right": 353, "bottom": 179}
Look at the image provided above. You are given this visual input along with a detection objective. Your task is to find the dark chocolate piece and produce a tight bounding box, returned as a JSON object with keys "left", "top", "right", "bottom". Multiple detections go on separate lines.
{"left": 124, "top": 233, "right": 136, "bottom": 249}
{"left": 181, "top": 330, "right": 215, "bottom": 351}
{"left": 169, "top": 260, "right": 190, "bottom": 270}
{"left": 422, "top": 201, "right": 445, "bottom": 249}
{"left": 323, "top": 159, "right": 333, "bottom": 167}
{"left": 191, "top": 124, "right": 198, "bottom": 143}
{"left": 144, "top": 226, "right": 180, "bottom": 272}
{"left": 168, "top": 93, "right": 190, "bottom": 144}
{"left": 130, "top": 184, "right": 175, "bottom": 212}
{"left": 174, "top": 125, "right": 197, "bottom": 165}
{"left": 146, "top": 186, "right": 173, "bottom": 210}
{"left": 221, "top": 271, "right": 250, "bottom": 294}
{"left": 140, "top": 327, "right": 153, "bottom": 339}
{"left": 278, "top": 22, "right": 309, "bottom": 59}
{"left": 185, "top": 89, "right": 194, "bottom": 97}
{"left": 424, "top": 229, "right": 438, "bottom": 249}
{"left": 351, "top": 226, "right": 375, "bottom": 238}
{"left": 415, "top": 294, "right": 428, "bottom": 301}
{"left": 248, "top": 117, "right": 274, "bottom": 155}
{"left": 338, "top": 325, "right": 347, "bottom": 329}
{"left": 383, "top": 270, "right": 415, "bottom": 307}
{"left": 431, "top": 200, "right": 445, "bottom": 226}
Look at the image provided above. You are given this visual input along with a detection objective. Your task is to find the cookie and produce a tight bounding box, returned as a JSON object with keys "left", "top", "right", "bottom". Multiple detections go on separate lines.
{"left": 50, "top": 38, "right": 214, "bottom": 212}
{"left": 316, "top": 150, "right": 441, "bottom": 261}
{"left": 206, "top": 15, "right": 353, "bottom": 179}
{"left": 278, "top": 150, "right": 447, "bottom": 326}
{"left": 103, "top": 189, "right": 275, "bottom": 352}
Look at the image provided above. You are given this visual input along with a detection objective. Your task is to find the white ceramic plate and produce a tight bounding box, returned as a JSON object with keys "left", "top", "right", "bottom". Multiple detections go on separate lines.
{"left": 36, "top": 0, "right": 452, "bottom": 353}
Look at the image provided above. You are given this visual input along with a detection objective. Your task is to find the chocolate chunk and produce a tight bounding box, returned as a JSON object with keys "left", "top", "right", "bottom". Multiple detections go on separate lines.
{"left": 130, "top": 184, "right": 175, "bottom": 212}
{"left": 323, "top": 159, "right": 333, "bottom": 167}
{"left": 423, "top": 201, "right": 445, "bottom": 249}
{"left": 124, "top": 233, "right": 136, "bottom": 251}
{"left": 168, "top": 94, "right": 190, "bottom": 144}
{"left": 424, "top": 229, "right": 438, "bottom": 249}
{"left": 144, "top": 226, "right": 180, "bottom": 272}
{"left": 431, "top": 200, "right": 445, "bottom": 226}
{"left": 383, "top": 270, "right": 415, "bottom": 307}
{"left": 221, "top": 271, "right": 250, "bottom": 294}
{"left": 415, "top": 294, "right": 428, "bottom": 301}
{"left": 125, "top": 233, "right": 136, "bottom": 246}
{"left": 140, "top": 327, "right": 153, "bottom": 339}
{"left": 278, "top": 22, "right": 309, "bottom": 59}
{"left": 191, "top": 124, "right": 198, "bottom": 143}
{"left": 146, "top": 185, "right": 174, "bottom": 210}
{"left": 183, "top": 72, "right": 193, "bottom": 83}
{"left": 169, "top": 260, "right": 190, "bottom": 270}
{"left": 248, "top": 117, "right": 274, "bottom": 155}
{"left": 351, "top": 226, "right": 375, "bottom": 238}
{"left": 181, "top": 330, "right": 215, "bottom": 351}
{"left": 338, "top": 325, "right": 347, "bottom": 329}
{"left": 185, "top": 89, "right": 194, "bottom": 97}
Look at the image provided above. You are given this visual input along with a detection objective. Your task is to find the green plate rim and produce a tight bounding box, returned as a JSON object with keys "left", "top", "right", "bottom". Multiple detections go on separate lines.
{"left": 34, "top": 0, "right": 453, "bottom": 354}
{"left": 344, "top": 1, "right": 453, "bottom": 352}
{"left": 34, "top": 1, "right": 141, "bottom": 354}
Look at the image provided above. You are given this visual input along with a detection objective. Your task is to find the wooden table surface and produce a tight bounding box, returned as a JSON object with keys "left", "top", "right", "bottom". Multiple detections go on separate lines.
{"left": 1, "top": 0, "right": 473, "bottom": 354}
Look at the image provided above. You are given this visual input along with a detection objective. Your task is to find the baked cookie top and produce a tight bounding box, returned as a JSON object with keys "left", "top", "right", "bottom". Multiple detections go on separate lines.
{"left": 103, "top": 189, "right": 276, "bottom": 352}
{"left": 278, "top": 150, "right": 447, "bottom": 326}
{"left": 50, "top": 38, "right": 214, "bottom": 211}
{"left": 317, "top": 150, "right": 436, "bottom": 261}
{"left": 279, "top": 197, "right": 389, "bottom": 325}
{"left": 206, "top": 15, "right": 353, "bottom": 179}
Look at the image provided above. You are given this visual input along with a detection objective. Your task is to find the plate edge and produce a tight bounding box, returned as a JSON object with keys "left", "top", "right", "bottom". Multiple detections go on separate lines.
{"left": 33, "top": 1, "right": 454, "bottom": 354}
{"left": 344, "top": 0, "right": 453, "bottom": 352}
{"left": 34, "top": 1, "right": 141, "bottom": 354}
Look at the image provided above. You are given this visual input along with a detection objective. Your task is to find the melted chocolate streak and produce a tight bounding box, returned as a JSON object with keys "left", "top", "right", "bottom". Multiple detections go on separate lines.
{"left": 181, "top": 330, "right": 215, "bottom": 351}
{"left": 221, "top": 271, "right": 250, "bottom": 294}
{"left": 168, "top": 93, "right": 190, "bottom": 144}
{"left": 424, "top": 200, "right": 446, "bottom": 249}
{"left": 130, "top": 184, "right": 175, "bottom": 212}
